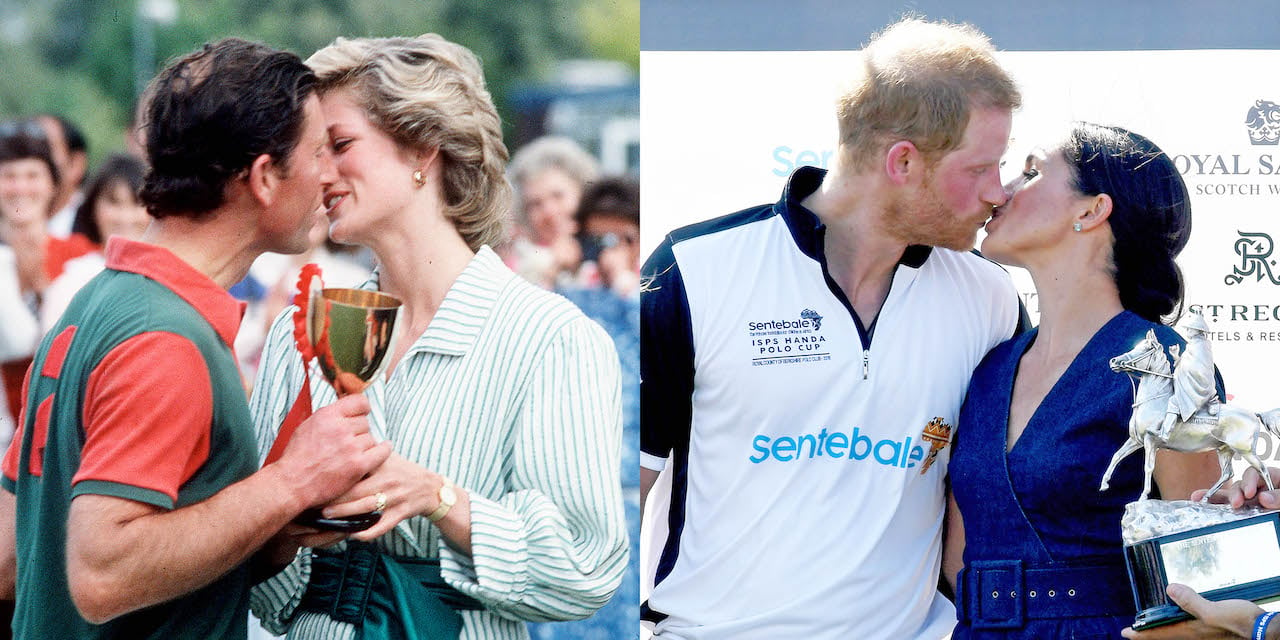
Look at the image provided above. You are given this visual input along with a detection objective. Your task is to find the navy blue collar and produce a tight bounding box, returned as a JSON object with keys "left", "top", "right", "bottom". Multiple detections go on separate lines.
{"left": 776, "top": 166, "right": 932, "bottom": 269}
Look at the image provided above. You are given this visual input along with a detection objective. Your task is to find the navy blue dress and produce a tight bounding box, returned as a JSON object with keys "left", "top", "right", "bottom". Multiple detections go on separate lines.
{"left": 950, "top": 311, "right": 1221, "bottom": 639}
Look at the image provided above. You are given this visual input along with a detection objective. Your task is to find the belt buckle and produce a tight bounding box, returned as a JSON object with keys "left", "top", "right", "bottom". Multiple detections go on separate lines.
{"left": 968, "top": 559, "right": 1025, "bottom": 630}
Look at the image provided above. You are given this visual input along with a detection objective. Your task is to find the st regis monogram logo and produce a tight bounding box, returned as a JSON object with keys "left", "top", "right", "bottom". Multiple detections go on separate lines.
{"left": 1225, "top": 231, "right": 1280, "bottom": 286}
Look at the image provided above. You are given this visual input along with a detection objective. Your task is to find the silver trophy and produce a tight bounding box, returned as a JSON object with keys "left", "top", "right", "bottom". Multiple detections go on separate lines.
{"left": 1101, "top": 311, "right": 1280, "bottom": 630}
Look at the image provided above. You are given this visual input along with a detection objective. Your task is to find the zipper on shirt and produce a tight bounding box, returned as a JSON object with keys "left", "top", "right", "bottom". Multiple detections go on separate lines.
{"left": 815, "top": 233, "right": 877, "bottom": 378}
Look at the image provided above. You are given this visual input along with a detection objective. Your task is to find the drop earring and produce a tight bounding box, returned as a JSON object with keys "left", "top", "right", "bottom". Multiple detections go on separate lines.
{"left": 413, "top": 169, "right": 426, "bottom": 187}
{"left": 1073, "top": 222, "right": 1083, "bottom": 232}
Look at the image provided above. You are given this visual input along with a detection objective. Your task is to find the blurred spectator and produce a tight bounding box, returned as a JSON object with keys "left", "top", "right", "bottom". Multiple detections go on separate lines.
{"left": 39, "top": 154, "right": 150, "bottom": 332}
{"left": 572, "top": 176, "right": 641, "bottom": 296}
{"left": 503, "top": 135, "right": 598, "bottom": 288}
{"left": 0, "top": 122, "right": 95, "bottom": 444}
{"left": 36, "top": 114, "right": 90, "bottom": 238}
{"left": 531, "top": 175, "right": 640, "bottom": 640}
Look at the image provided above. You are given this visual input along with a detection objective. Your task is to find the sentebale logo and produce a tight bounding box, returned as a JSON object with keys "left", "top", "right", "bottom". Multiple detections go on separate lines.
{"left": 1246, "top": 99, "right": 1280, "bottom": 146}
{"left": 749, "top": 427, "right": 926, "bottom": 469}
{"left": 1225, "top": 231, "right": 1280, "bottom": 286}
{"left": 747, "top": 308, "right": 831, "bottom": 367}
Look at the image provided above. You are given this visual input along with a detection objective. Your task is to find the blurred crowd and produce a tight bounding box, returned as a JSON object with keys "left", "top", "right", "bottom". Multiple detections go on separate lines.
{"left": 0, "top": 113, "right": 638, "bottom": 639}
{"left": 501, "top": 136, "right": 640, "bottom": 640}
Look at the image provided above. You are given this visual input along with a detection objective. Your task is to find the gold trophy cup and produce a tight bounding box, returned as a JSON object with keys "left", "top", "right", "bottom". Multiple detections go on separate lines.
{"left": 308, "top": 287, "right": 401, "bottom": 396}
{"left": 292, "top": 279, "right": 402, "bottom": 532}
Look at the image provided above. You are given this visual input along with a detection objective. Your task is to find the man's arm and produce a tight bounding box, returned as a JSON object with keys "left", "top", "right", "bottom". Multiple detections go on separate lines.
{"left": 65, "top": 395, "right": 388, "bottom": 624}
{"left": 641, "top": 467, "right": 660, "bottom": 514}
{"left": 638, "top": 239, "right": 691, "bottom": 527}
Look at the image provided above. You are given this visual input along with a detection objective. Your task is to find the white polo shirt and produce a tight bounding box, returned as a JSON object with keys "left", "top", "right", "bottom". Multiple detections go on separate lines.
{"left": 640, "top": 167, "right": 1021, "bottom": 640}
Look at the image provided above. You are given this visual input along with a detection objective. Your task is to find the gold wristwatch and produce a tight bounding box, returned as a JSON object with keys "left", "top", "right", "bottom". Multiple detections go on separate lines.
{"left": 427, "top": 479, "right": 456, "bottom": 523}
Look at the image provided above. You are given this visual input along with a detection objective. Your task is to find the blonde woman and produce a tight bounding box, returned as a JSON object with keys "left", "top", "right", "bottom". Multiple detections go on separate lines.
{"left": 249, "top": 34, "right": 626, "bottom": 640}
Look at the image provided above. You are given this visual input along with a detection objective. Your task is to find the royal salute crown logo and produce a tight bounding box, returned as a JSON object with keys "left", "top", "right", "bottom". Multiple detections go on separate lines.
{"left": 1245, "top": 99, "right": 1280, "bottom": 146}
{"left": 918, "top": 417, "right": 953, "bottom": 475}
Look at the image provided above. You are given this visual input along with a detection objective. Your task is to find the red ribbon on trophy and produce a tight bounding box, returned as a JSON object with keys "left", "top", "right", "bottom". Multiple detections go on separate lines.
{"left": 263, "top": 263, "right": 328, "bottom": 465}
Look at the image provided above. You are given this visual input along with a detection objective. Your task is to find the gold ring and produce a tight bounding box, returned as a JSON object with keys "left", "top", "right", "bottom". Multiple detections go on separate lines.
{"left": 373, "top": 492, "right": 388, "bottom": 512}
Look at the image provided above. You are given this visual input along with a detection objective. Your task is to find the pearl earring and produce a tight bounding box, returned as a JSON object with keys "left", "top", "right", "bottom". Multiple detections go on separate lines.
{"left": 1073, "top": 222, "right": 1083, "bottom": 232}
{"left": 413, "top": 169, "right": 426, "bottom": 187}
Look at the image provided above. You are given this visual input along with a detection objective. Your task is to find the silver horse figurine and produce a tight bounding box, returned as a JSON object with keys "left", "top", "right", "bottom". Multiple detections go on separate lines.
{"left": 1100, "top": 329, "right": 1280, "bottom": 501}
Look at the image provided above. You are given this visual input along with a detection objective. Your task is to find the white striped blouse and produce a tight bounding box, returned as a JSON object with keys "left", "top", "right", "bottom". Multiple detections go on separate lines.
{"left": 248, "top": 247, "right": 627, "bottom": 640}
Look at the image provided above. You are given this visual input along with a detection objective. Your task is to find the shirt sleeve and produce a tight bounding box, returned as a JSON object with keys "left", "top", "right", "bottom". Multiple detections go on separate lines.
{"left": 1, "top": 369, "right": 32, "bottom": 491}
{"left": 72, "top": 332, "right": 213, "bottom": 509}
{"left": 39, "top": 254, "right": 105, "bottom": 335}
{"left": 438, "top": 316, "right": 628, "bottom": 622}
{"left": 0, "top": 248, "right": 39, "bottom": 363}
{"left": 639, "top": 238, "right": 695, "bottom": 471}
{"left": 246, "top": 307, "right": 313, "bottom": 633}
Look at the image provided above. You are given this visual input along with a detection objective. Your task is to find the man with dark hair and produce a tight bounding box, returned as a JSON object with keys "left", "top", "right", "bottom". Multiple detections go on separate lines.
{"left": 36, "top": 114, "right": 89, "bottom": 238}
{"left": 0, "top": 38, "right": 391, "bottom": 639}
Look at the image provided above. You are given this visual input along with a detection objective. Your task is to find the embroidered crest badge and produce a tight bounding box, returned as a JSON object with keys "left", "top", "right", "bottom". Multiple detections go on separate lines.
{"left": 919, "top": 417, "right": 953, "bottom": 475}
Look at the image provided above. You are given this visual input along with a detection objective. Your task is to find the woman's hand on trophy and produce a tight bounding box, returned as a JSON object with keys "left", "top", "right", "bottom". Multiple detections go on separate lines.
{"left": 320, "top": 452, "right": 470, "bottom": 550}
{"left": 1121, "top": 584, "right": 1264, "bottom": 639}
{"left": 1193, "top": 467, "right": 1280, "bottom": 510}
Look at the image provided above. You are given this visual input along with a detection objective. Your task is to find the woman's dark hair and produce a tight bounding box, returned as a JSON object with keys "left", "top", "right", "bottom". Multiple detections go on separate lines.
{"left": 72, "top": 154, "right": 146, "bottom": 244}
{"left": 139, "top": 38, "right": 316, "bottom": 218}
{"left": 575, "top": 176, "right": 640, "bottom": 228}
{"left": 1064, "top": 122, "right": 1191, "bottom": 323}
{"left": 48, "top": 115, "right": 87, "bottom": 155}
{"left": 0, "top": 125, "right": 61, "bottom": 191}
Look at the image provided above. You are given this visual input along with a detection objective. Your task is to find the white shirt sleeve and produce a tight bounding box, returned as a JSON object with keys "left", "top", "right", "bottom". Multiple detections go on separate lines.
{"left": 0, "top": 247, "right": 39, "bottom": 362}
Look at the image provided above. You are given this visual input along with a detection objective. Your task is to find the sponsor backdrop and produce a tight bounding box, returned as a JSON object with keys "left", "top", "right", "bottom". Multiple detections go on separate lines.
{"left": 640, "top": 47, "right": 1280, "bottom": 624}
{"left": 642, "top": 48, "right": 1280, "bottom": 427}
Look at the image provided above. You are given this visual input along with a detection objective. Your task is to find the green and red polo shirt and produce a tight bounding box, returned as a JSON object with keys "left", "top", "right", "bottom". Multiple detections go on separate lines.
{"left": 2, "top": 238, "right": 259, "bottom": 639}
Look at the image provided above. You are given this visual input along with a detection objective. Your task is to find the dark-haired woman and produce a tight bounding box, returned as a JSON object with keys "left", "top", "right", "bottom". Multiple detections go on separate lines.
{"left": 943, "top": 123, "right": 1222, "bottom": 639}
{"left": 40, "top": 154, "right": 150, "bottom": 331}
{"left": 0, "top": 129, "right": 95, "bottom": 430}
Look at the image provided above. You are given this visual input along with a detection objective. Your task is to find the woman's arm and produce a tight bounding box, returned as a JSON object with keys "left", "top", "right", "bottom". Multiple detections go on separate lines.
{"left": 436, "top": 317, "right": 627, "bottom": 622}
{"left": 1121, "top": 584, "right": 1267, "bottom": 639}
{"left": 942, "top": 490, "right": 966, "bottom": 593}
{"left": 245, "top": 310, "right": 317, "bottom": 634}
{"left": 1154, "top": 449, "right": 1222, "bottom": 500}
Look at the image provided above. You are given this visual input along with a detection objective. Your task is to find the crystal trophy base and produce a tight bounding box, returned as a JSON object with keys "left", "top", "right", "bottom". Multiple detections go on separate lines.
{"left": 1123, "top": 500, "right": 1280, "bottom": 630}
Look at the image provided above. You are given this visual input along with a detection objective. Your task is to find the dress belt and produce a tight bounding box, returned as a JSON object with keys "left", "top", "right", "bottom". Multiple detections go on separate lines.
{"left": 300, "top": 541, "right": 482, "bottom": 640}
{"left": 956, "top": 557, "right": 1134, "bottom": 630}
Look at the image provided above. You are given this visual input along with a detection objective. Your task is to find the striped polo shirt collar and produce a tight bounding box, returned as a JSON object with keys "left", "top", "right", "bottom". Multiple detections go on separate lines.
{"left": 104, "top": 237, "right": 244, "bottom": 348}
{"left": 779, "top": 165, "right": 933, "bottom": 269}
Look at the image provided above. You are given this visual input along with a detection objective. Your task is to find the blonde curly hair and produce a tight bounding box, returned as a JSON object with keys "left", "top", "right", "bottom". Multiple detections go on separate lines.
{"left": 307, "top": 34, "right": 512, "bottom": 250}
